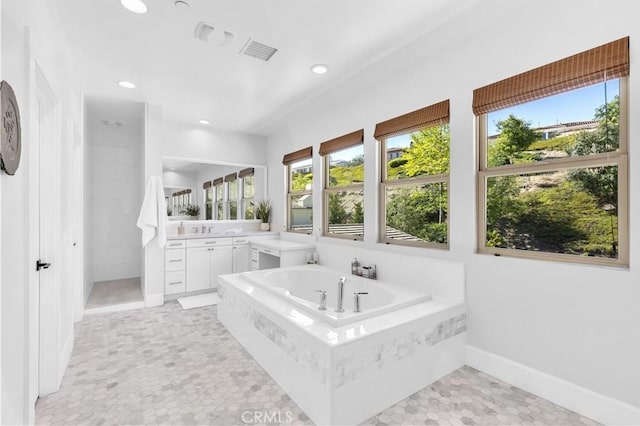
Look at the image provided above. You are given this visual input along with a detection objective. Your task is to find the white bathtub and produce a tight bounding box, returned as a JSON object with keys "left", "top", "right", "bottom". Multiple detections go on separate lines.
{"left": 218, "top": 263, "right": 466, "bottom": 425}
{"left": 244, "top": 264, "right": 432, "bottom": 327}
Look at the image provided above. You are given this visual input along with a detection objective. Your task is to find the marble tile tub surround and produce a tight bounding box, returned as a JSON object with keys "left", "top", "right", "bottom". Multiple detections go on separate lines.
{"left": 218, "top": 270, "right": 467, "bottom": 425}
{"left": 35, "top": 302, "right": 596, "bottom": 426}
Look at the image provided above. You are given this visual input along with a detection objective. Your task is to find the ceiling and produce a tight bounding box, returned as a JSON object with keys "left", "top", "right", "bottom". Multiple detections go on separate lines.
{"left": 55, "top": 0, "right": 471, "bottom": 136}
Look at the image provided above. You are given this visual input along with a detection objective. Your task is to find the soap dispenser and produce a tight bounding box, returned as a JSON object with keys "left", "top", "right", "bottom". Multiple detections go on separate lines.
{"left": 351, "top": 257, "right": 361, "bottom": 276}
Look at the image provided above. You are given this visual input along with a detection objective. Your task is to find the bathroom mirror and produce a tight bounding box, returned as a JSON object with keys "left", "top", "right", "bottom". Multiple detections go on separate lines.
{"left": 162, "top": 156, "right": 268, "bottom": 221}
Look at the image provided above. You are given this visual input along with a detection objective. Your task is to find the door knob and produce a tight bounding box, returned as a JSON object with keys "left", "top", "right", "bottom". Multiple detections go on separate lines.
{"left": 36, "top": 260, "right": 51, "bottom": 271}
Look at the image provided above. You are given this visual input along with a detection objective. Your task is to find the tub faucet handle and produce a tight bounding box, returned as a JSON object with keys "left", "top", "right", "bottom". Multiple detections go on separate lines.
{"left": 314, "top": 289, "right": 327, "bottom": 311}
{"left": 353, "top": 292, "right": 368, "bottom": 313}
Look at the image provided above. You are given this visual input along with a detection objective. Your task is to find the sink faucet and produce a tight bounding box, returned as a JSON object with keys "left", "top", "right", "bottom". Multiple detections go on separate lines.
{"left": 201, "top": 224, "right": 207, "bottom": 233}
{"left": 335, "top": 277, "right": 347, "bottom": 313}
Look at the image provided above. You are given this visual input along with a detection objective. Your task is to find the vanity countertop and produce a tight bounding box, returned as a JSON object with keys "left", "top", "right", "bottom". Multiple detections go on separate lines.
{"left": 167, "top": 231, "right": 279, "bottom": 241}
{"left": 251, "top": 239, "right": 314, "bottom": 252}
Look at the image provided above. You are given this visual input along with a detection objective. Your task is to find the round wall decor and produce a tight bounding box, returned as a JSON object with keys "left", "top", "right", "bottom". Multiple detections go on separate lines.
{"left": 0, "top": 80, "right": 22, "bottom": 176}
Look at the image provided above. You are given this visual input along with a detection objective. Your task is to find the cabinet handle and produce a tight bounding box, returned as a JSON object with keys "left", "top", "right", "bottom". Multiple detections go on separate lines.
{"left": 168, "top": 243, "right": 182, "bottom": 247}
{"left": 168, "top": 259, "right": 182, "bottom": 262}
{"left": 205, "top": 241, "right": 217, "bottom": 245}
{"left": 168, "top": 281, "right": 183, "bottom": 285}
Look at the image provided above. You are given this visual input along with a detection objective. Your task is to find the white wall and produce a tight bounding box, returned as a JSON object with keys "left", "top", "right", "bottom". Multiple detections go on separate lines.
{"left": 267, "top": 0, "right": 640, "bottom": 421}
{"left": 1, "top": 0, "right": 81, "bottom": 423}
{"left": 85, "top": 103, "right": 144, "bottom": 285}
{"left": 162, "top": 170, "right": 197, "bottom": 191}
{"left": 144, "top": 117, "right": 268, "bottom": 300}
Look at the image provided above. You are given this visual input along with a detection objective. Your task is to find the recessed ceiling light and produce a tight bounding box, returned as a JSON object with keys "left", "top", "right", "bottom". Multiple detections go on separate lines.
{"left": 198, "top": 119, "right": 211, "bottom": 125}
{"left": 310, "top": 64, "right": 329, "bottom": 75}
{"left": 117, "top": 80, "right": 136, "bottom": 89}
{"left": 120, "top": 0, "right": 148, "bottom": 14}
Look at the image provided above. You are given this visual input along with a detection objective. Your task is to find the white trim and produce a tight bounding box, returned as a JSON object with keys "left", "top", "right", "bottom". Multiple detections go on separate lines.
{"left": 83, "top": 301, "right": 146, "bottom": 316}
{"left": 144, "top": 293, "right": 165, "bottom": 308}
{"left": 58, "top": 330, "right": 74, "bottom": 384}
{"left": 466, "top": 345, "right": 640, "bottom": 425}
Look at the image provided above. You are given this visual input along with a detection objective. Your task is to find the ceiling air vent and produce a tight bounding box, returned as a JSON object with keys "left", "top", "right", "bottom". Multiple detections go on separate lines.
{"left": 239, "top": 38, "right": 278, "bottom": 62}
{"left": 195, "top": 22, "right": 215, "bottom": 42}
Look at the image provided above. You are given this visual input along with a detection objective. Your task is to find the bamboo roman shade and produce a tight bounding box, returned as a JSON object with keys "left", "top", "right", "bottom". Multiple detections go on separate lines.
{"left": 318, "top": 129, "right": 364, "bottom": 156}
{"left": 203, "top": 181, "right": 212, "bottom": 189}
{"left": 238, "top": 167, "right": 254, "bottom": 178}
{"left": 282, "top": 146, "right": 313, "bottom": 165}
{"left": 224, "top": 172, "right": 237, "bottom": 182}
{"left": 212, "top": 177, "right": 223, "bottom": 185}
{"left": 473, "top": 37, "right": 629, "bottom": 115}
{"left": 374, "top": 100, "right": 450, "bottom": 140}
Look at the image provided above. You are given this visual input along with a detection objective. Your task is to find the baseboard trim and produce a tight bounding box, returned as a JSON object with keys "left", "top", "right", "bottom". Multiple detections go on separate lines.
{"left": 466, "top": 345, "right": 640, "bottom": 425}
{"left": 58, "top": 330, "right": 74, "bottom": 384}
{"left": 144, "top": 293, "right": 164, "bottom": 308}
{"left": 83, "top": 301, "right": 145, "bottom": 315}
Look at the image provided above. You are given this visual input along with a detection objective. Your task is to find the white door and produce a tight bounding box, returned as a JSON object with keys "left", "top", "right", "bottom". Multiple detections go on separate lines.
{"left": 186, "top": 247, "right": 210, "bottom": 292}
{"left": 232, "top": 244, "right": 249, "bottom": 273}
{"left": 28, "top": 65, "right": 61, "bottom": 412}
{"left": 211, "top": 245, "right": 233, "bottom": 288}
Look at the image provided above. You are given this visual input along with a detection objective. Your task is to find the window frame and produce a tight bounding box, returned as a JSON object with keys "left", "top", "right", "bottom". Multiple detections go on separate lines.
{"left": 204, "top": 184, "right": 213, "bottom": 220}
{"left": 241, "top": 174, "right": 255, "bottom": 220}
{"left": 378, "top": 124, "right": 450, "bottom": 249}
{"left": 476, "top": 77, "right": 629, "bottom": 267}
{"left": 213, "top": 181, "right": 224, "bottom": 220}
{"left": 322, "top": 145, "right": 365, "bottom": 240}
{"left": 286, "top": 159, "right": 313, "bottom": 234}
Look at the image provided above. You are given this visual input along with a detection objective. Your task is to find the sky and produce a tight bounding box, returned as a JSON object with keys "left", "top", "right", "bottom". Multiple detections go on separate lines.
{"left": 487, "top": 79, "right": 618, "bottom": 135}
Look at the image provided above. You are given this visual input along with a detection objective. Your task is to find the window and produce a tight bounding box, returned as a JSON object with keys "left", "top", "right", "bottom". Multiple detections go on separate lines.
{"left": 225, "top": 172, "right": 238, "bottom": 220}
{"left": 213, "top": 177, "right": 224, "bottom": 220}
{"left": 283, "top": 146, "right": 313, "bottom": 233}
{"left": 170, "top": 189, "right": 192, "bottom": 216}
{"left": 203, "top": 181, "right": 213, "bottom": 220}
{"left": 239, "top": 167, "right": 255, "bottom": 219}
{"left": 474, "top": 37, "right": 629, "bottom": 266}
{"left": 376, "top": 100, "right": 450, "bottom": 247}
{"left": 320, "top": 129, "right": 365, "bottom": 239}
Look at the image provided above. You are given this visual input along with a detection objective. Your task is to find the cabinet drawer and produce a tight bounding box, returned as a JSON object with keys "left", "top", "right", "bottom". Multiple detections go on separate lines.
{"left": 165, "top": 249, "right": 185, "bottom": 271}
{"left": 250, "top": 259, "right": 259, "bottom": 270}
{"left": 250, "top": 247, "right": 259, "bottom": 261}
{"left": 260, "top": 247, "right": 280, "bottom": 257}
{"left": 165, "top": 240, "right": 186, "bottom": 249}
{"left": 187, "top": 238, "right": 233, "bottom": 248}
{"left": 165, "top": 270, "right": 186, "bottom": 294}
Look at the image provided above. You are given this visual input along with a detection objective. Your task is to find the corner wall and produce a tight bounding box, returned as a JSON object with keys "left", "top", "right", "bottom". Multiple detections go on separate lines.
{"left": 266, "top": 0, "right": 640, "bottom": 422}
{"left": 1, "top": 0, "right": 82, "bottom": 423}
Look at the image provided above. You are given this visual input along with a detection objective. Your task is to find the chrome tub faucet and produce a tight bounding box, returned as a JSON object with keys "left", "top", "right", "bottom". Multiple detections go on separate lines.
{"left": 335, "top": 277, "right": 347, "bottom": 313}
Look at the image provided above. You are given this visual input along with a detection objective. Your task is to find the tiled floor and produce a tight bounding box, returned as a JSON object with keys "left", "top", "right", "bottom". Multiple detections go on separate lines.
{"left": 35, "top": 302, "right": 599, "bottom": 426}
{"left": 86, "top": 277, "right": 143, "bottom": 308}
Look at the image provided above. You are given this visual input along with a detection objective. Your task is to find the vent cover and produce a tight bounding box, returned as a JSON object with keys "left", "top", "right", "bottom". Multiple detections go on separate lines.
{"left": 239, "top": 38, "right": 278, "bottom": 61}
{"left": 195, "top": 22, "right": 215, "bottom": 42}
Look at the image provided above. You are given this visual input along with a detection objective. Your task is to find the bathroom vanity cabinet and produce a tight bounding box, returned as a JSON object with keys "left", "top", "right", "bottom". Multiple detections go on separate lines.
{"left": 185, "top": 238, "right": 233, "bottom": 291}
{"left": 164, "top": 240, "right": 187, "bottom": 295}
{"left": 250, "top": 240, "right": 314, "bottom": 271}
{"left": 164, "top": 233, "right": 278, "bottom": 296}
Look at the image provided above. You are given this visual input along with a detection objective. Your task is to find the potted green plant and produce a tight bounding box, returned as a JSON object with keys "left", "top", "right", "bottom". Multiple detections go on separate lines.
{"left": 183, "top": 204, "right": 200, "bottom": 218}
{"left": 255, "top": 199, "right": 271, "bottom": 231}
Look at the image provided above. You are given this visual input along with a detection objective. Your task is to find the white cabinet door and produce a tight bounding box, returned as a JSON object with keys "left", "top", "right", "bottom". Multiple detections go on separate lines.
{"left": 232, "top": 244, "right": 249, "bottom": 273}
{"left": 186, "top": 247, "right": 210, "bottom": 292}
{"left": 210, "top": 245, "right": 233, "bottom": 288}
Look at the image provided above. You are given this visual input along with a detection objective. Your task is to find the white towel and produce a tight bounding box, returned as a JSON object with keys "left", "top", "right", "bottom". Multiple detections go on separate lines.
{"left": 136, "top": 176, "right": 168, "bottom": 247}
